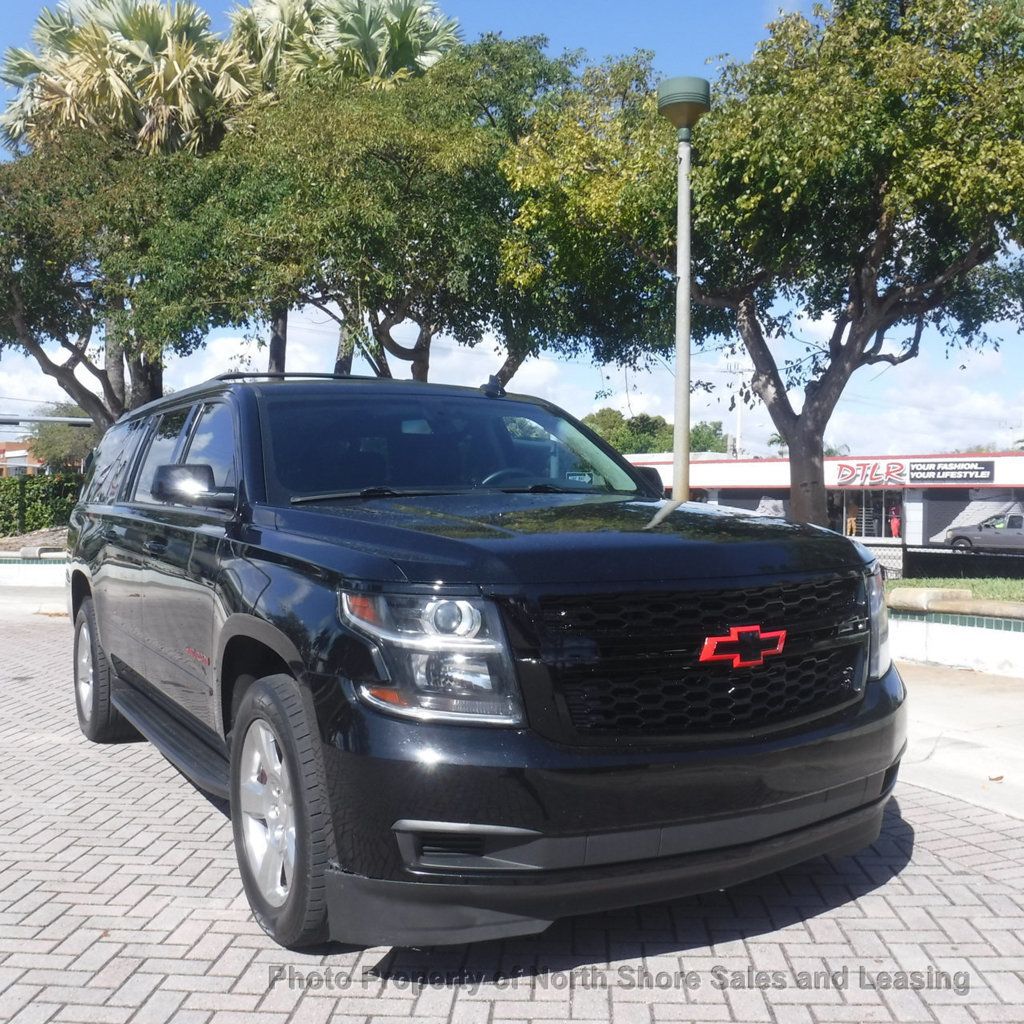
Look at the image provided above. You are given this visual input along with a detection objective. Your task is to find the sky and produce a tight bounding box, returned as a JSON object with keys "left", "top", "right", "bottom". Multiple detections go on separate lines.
{"left": 1, "top": 0, "right": 1023, "bottom": 456}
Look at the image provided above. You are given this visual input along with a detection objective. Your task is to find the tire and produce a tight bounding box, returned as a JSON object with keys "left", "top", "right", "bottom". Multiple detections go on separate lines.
{"left": 73, "top": 597, "right": 140, "bottom": 743}
{"left": 230, "top": 674, "right": 336, "bottom": 949}
{"left": 951, "top": 538, "right": 972, "bottom": 552}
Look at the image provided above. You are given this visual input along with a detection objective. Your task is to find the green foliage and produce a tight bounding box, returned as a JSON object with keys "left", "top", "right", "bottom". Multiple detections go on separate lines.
{"left": 506, "top": 0, "right": 1024, "bottom": 522}
{"left": 132, "top": 35, "right": 577, "bottom": 377}
{"left": 28, "top": 403, "right": 104, "bottom": 469}
{"left": 231, "top": 0, "right": 461, "bottom": 89}
{"left": 690, "top": 420, "right": 729, "bottom": 454}
{"left": 0, "top": 472, "right": 83, "bottom": 536}
{"left": 583, "top": 408, "right": 727, "bottom": 455}
{"left": 1, "top": 0, "right": 253, "bottom": 154}
{"left": 0, "top": 132, "right": 202, "bottom": 425}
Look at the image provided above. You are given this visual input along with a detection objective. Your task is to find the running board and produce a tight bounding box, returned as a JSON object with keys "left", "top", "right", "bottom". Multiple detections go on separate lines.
{"left": 112, "top": 686, "right": 230, "bottom": 799}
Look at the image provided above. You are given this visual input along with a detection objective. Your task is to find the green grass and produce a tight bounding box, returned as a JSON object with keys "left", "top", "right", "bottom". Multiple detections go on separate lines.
{"left": 887, "top": 577, "right": 1024, "bottom": 602}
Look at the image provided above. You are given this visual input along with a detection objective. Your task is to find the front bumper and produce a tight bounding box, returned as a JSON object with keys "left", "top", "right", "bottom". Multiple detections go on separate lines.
{"left": 315, "top": 662, "right": 906, "bottom": 946}
{"left": 324, "top": 783, "right": 895, "bottom": 946}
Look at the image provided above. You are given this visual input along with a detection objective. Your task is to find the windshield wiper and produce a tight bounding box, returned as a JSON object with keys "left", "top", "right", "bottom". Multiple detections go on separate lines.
{"left": 495, "top": 483, "right": 592, "bottom": 494}
{"left": 291, "top": 487, "right": 451, "bottom": 505}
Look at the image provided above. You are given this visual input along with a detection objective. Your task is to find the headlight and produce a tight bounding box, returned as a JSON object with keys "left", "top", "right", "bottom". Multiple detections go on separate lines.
{"left": 866, "top": 563, "right": 891, "bottom": 679}
{"left": 340, "top": 591, "right": 523, "bottom": 725}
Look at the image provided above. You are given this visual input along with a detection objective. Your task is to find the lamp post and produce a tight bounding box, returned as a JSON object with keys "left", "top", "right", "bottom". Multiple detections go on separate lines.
{"left": 657, "top": 76, "right": 710, "bottom": 502}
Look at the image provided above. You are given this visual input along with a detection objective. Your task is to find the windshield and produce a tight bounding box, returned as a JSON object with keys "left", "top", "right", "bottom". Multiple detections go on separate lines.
{"left": 260, "top": 390, "right": 641, "bottom": 504}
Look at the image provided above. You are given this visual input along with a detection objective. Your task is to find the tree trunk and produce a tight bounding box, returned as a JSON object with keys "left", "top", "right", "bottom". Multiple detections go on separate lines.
{"left": 127, "top": 352, "right": 163, "bottom": 410}
{"left": 269, "top": 303, "right": 287, "bottom": 376}
{"left": 105, "top": 328, "right": 126, "bottom": 411}
{"left": 785, "top": 424, "right": 828, "bottom": 527}
{"left": 410, "top": 334, "right": 431, "bottom": 381}
{"left": 373, "top": 339, "right": 392, "bottom": 378}
{"left": 334, "top": 320, "right": 357, "bottom": 375}
{"left": 495, "top": 349, "right": 527, "bottom": 388}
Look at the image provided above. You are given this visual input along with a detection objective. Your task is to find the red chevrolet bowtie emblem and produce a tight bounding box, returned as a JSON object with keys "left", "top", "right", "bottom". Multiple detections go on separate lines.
{"left": 699, "top": 624, "right": 787, "bottom": 669}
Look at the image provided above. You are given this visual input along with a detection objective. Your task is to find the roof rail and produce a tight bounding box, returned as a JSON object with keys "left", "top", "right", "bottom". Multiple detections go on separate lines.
{"left": 213, "top": 372, "right": 362, "bottom": 382}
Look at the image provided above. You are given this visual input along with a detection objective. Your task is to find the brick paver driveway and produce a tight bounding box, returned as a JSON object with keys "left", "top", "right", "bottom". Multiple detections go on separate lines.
{"left": 2, "top": 616, "right": 1024, "bottom": 1024}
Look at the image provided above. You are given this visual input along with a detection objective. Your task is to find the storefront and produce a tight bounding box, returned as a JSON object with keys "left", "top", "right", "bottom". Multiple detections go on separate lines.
{"left": 626, "top": 451, "right": 1024, "bottom": 553}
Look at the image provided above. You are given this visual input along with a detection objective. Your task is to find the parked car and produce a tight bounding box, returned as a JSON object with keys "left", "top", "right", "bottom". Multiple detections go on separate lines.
{"left": 947, "top": 511, "right": 1024, "bottom": 552}
{"left": 68, "top": 374, "right": 906, "bottom": 949}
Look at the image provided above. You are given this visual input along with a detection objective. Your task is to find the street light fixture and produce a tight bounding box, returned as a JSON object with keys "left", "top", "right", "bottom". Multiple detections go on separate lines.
{"left": 658, "top": 75, "right": 711, "bottom": 502}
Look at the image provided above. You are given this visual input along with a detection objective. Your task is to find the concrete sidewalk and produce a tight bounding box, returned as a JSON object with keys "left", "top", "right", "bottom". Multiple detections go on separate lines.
{"left": 0, "top": 584, "right": 67, "bottom": 619}
{"left": 899, "top": 659, "right": 1024, "bottom": 820}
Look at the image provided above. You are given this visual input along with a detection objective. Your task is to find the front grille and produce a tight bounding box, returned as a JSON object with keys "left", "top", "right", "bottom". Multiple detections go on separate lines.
{"left": 539, "top": 576, "right": 860, "bottom": 641}
{"left": 559, "top": 646, "right": 862, "bottom": 736}
{"left": 535, "top": 575, "right": 866, "bottom": 739}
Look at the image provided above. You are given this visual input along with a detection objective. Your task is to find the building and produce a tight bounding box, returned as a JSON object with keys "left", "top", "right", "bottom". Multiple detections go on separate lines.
{"left": 0, "top": 439, "right": 44, "bottom": 478}
{"left": 627, "top": 450, "right": 1024, "bottom": 567}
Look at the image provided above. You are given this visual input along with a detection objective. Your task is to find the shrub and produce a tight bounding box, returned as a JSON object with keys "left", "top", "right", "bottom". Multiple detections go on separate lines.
{"left": 0, "top": 473, "right": 83, "bottom": 536}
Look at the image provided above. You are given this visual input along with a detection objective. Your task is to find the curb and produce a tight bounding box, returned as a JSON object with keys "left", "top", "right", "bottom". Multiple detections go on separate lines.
{"left": 888, "top": 587, "right": 1024, "bottom": 621}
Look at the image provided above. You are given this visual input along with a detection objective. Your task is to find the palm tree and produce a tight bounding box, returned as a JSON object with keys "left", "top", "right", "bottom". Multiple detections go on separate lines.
{"left": 231, "top": 0, "right": 460, "bottom": 89}
{"left": 229, "top": 0, "right": 460, "bottom": 373}
{"left": 229, "top": 0, "right": 318, "bottom": 89}
{"left": 1, "top": 0, "right": 254, "bottom": 154}
{"left": 310, "top": 0, "right": 461, "bottom": 84}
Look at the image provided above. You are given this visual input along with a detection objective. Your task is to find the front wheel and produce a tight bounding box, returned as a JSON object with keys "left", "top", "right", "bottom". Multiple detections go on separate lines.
{"left": 73, "top": 598, "right": 139, "bottom": 743}
{"left": 230, "top": 674, "right": 336, "bottom": 949}
{"left": 951, "top": 538, "right": 972, "bottom": 552}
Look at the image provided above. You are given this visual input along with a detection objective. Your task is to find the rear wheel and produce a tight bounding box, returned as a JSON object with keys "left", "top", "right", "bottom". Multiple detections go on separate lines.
{"left": 73, "top": 597, "right": 139, "bottom": 743}
{"left": 951, "top": 538, "right": 972, "bottom": 552}
{"left": 230, "top": 674, "right": 335, "bottom": 949}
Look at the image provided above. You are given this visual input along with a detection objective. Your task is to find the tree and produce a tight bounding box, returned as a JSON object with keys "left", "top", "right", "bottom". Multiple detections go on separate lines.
{"left": 690, "top": 420, "right": 728, "bottom": 454}
{"left": 583, "top": 408, "right": 727, "bottom": 455}
{"left": 28, "top": 403, "right": 103, "bottom": 469}
{"left": 505, "top": 0, "right": 1024, "bottom": 524}
{"left": 231, "top": 0, "right": 460, "bottom": 89}
{"left": 0, "top": 134, "right": 213, "bottom": 428}
{"left": 229, "top": 0, "right": 461, "bottom": 373}
{"left": 1, "top": 0, "right": 252, "bottom": 154}
{"left": 1, "top": 0, "right": 255, "bottom": 416}
{"left": 137, "top": 35, "right": 576, "bottom": 383}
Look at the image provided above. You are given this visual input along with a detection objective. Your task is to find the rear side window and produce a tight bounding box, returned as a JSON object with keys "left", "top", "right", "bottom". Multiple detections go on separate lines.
{"left": 184, "top": 403, "right": 237, "bottom": 492}
{"left": 1008, "top": 515, "right": 1023, "bottom": 530}
{"left": 132, "top": 408, "right": 193, "bottom": 504}
{"left": 81, "top": 420, "right": 145, "bottom": 505}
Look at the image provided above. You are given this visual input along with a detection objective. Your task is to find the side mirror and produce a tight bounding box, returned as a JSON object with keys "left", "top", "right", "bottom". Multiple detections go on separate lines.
{"left": 151, "top": 464, "right": 236, "bottom": 510}
{"left": 635, "top": 465, "right": 667, "bottom": 497}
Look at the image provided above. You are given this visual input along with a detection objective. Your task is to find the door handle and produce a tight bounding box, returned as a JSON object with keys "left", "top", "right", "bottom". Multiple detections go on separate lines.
{"left": 144, "top": 539, "right": 167, "bottom": 555}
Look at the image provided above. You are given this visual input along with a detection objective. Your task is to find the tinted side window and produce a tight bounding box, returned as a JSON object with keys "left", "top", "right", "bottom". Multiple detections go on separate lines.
{"left": 82, "top": 420, "right": 145, "bottom": 505}
{"left": 133, "top": 409, "right": 192, "bottom": 504}
{"left": 184, "top": 403, "right": 237, "bottom": 492}
{"left": 1008, "top": 515, "right": 1023, "bottom": 530}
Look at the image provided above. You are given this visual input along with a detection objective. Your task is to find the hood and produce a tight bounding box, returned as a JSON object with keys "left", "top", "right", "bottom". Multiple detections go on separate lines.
{"left": 267, "top": 493, "right": 871, "bottom": 588}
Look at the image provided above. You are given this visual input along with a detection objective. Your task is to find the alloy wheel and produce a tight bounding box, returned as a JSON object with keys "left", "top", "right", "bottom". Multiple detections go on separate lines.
{"left": 76, "top": 622, "right": 94, "bottom": 721}
{"left": 238, "top": 719, "right": 295, "bottom": 908}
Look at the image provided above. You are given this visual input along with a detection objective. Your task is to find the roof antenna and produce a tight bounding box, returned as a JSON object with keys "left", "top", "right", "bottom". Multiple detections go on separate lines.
{"left": 480, "top": 375, "right": 506, "bottom": 398}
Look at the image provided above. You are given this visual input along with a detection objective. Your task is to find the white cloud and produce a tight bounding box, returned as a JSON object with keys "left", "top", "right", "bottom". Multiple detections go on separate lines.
{"left": 2, "top": 304, "right": 1022, "bottom": 458}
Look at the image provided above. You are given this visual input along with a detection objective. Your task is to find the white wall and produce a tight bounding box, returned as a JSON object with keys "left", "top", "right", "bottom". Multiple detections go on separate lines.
{"left": 890, "top": 616, "right": 1023, "bottom": 678}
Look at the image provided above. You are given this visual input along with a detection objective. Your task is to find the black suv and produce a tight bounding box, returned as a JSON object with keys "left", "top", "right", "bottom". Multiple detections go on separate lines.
{"left": 68, "top": 374, "right": 906, "bottom": 949}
